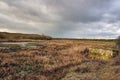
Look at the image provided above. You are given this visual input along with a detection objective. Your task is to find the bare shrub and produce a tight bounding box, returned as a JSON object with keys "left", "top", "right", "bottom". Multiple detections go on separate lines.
{"left": 116, "top": 36, "right": 120, "bottom": 49}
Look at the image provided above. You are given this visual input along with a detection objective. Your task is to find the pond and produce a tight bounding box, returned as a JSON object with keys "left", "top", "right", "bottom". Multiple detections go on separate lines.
{"left": 0, "top": 42, "right": 46, "bottom": 49}
{"left": 0, "top": 42, "right": 32, "bottom": 47}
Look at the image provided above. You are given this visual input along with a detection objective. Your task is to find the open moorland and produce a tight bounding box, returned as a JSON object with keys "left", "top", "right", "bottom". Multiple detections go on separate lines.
{"left": 0, "top": 39, "right": 120, "bottom": 80}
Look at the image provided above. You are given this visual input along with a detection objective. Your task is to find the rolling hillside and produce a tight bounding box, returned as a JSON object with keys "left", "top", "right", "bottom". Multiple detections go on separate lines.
{"left": 0, "top": 32, "right": 52, "bottom": 41}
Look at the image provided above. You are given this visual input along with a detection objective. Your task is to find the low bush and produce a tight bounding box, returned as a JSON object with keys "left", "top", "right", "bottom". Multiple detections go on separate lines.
{"left": 116, "top": 36, "right": 120, "bottom": 49}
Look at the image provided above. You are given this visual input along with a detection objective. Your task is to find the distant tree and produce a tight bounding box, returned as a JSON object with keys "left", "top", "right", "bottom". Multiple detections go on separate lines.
{"left": 116, "top": 36, "right": 120, "bottom": 49}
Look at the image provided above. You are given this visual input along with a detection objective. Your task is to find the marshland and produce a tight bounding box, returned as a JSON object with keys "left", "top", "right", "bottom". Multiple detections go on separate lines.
{"left": 0, "top": 33, "right": 120, "bottom": 80}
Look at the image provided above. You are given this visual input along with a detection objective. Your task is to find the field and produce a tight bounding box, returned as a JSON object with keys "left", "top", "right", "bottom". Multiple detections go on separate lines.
{"left": 0, "top": 40, "right": 120, "bottom": 80}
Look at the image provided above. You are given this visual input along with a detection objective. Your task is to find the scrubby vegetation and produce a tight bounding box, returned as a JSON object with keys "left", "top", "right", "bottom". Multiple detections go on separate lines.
{"left": 0, "top": 40, "right": 120, "bottom": 80}
{"left": 116, "top": 36, "right": 120, "bottom": 49}
{"left": 0, "top": 32, "right": 52, "bottom": 41}
{"left": 88, "top": 48, "right": 113, "bottom": 60}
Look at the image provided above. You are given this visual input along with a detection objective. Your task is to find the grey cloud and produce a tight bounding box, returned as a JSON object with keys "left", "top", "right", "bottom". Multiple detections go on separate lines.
{"left": 2, "top": 0, "right": 112, "bottom": 23}
{"left": 0, "top": 0, "right": 120, "bottom": 38}
{"left": 41, "top": 0, "right": 112, "bottom": 23}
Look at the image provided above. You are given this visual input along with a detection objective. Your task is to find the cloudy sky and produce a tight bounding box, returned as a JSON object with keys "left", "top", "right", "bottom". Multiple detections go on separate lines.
{"left": 0, "top": 0, "right": 120, "bottom": 39}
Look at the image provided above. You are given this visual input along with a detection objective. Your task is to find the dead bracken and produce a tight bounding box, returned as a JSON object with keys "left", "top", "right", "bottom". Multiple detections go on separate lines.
{"left": 0, "top": 40, "right": 120, "bottom": 80}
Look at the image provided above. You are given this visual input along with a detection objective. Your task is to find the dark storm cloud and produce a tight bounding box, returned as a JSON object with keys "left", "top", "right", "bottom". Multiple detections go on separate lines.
{"left": 0, "top": 0, "right": 120, "bottom": 38}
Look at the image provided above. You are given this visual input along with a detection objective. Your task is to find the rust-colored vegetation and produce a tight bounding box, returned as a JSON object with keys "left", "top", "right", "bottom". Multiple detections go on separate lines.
{"left": 0, "top": 40, "right": 120, "bottom": 80}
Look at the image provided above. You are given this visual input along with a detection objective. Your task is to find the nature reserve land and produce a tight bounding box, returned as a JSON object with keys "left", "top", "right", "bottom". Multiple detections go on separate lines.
{"left": 0, "top": 39, "right": 120, "bottom": 80}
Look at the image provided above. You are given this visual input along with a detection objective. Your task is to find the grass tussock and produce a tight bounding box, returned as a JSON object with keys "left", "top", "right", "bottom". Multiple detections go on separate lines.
{"left": 0, "top": 40, "right": 119, "bottom": 80}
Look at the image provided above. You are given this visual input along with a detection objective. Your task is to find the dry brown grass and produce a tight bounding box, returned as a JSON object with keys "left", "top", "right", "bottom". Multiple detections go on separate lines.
{"left": 0, "top": 40, "right": 119, "bottom": 80}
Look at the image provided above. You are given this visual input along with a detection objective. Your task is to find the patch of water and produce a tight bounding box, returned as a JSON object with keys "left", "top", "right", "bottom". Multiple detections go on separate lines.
{"left": 0, "top": 42, "right": 31, "bottom": 47}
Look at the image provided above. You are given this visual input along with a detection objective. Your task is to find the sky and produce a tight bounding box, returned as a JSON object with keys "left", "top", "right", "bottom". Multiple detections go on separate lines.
{"left": 0, "top": 0, "right": 120, "bottom": 39}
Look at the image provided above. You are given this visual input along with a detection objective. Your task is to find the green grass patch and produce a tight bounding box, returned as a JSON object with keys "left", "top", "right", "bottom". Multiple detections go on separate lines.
{"left": 89, "top": 48, "right": 113, "bottom": 61}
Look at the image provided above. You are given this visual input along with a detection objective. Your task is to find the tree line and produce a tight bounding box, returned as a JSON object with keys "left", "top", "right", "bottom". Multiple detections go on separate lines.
{"left": 0, "top": 32, "right": 52, "bottom": 40}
